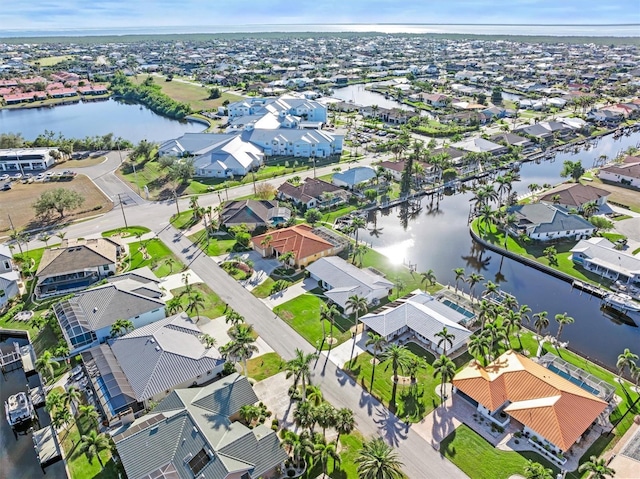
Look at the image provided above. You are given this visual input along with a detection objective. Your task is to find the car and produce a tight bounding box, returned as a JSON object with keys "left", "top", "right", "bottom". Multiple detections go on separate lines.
{"left": 10, "top": 173, "right": 22, "bottom": 180}
{"left": 0, "top": 174, "right": 8, "bottom": 181}
{"left": 1, "top": 183, "right": 11, "bottom": 191}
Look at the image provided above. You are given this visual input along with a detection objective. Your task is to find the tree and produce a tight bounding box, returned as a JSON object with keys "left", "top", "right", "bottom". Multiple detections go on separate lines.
{"left": 554, "top": 312, "right": 574, "bottom": 342}
{"left": 453, "top": 268, "right": 466, "bottom": 292}
{"left": 382, "top": 344, "right": 410, "bottom": 384}
{"left": 306, "top": 385, "right": 324, "bottom": 407}
{"left": 53, "top": 407, "right": 72, "bottom": 433}
{"left": 285, "top": 348, "right": 317, "bottom": 400}
{"left": 36, "top": 350, "right": 60, "bottom": 382}
{"left": 225, "top": 309, "right": 245, "bottom": 327}
{"left": 45, "top": 389, "right": 64, "bottom": 414}
{"left": 349, "top": 243, "right": 368, "bottom": 267}
{"left": 346, "top": 294, "right": 368, "bottom": 367}
{"left": 220, "top": 323, "right": 259, "bottom": 377}
{"left": 166, "top": 297, "right": 183, "bottom": 314}
{"left": 255, "top": 182, "right": 276, "bottom": 200}
{"left": 293, "top": 400, "right": 316, "bottom": 432}
{"left": 523, "top": 460, "right": 554, "bottom": 479}
{"left": 491, "top": 86, "right": 503, "bottom": 105}
{"left": 435, "top": 327, "right": 456, "bottom": 355}
{"left": 578, "top": 455, "right": 616, "bottom": 479}
{"left": 582, "top": 200, "right": 600, "bottom": 218}
{"left": 590, "top": 215, "right": 614, "bottom": 233}
{"left": 366, "top": 332, "right": 387, "bottom": 388}
{"left": 132, "top": 139, "right": 155, "bottom": 162}
{"left": 468, "top": 333, "right": 490, "bottom": 366}
{"left": 311, "top": 437, "right": 340, "bottom": 476}
{"left": 64, "top": 385, "right": 82, "bottom": 408}
{"left": 186, "top": 290, "right": 206, "bottom": 319}
{"left": 421, "top": 269, "right": 437, "bottom": 288}
{"left": 208, "top": 87, "right": 222, "bottom": 99}
{"left": 560, "top": 160, "right": 585, "bottom": 182}
{"left": 351, "top": 216, "right": 366, "bottom": 245}
{"left": 239, "top": 404, "right": 261, "bottom": 426}
{"left": 334, "top": 407, "right": 356, "bottom": 438}
{"left": 466, "top": 273, "right": 485, "bottom": 301}
{"left": 356, "top": 437, "right": 404, "bottom": 479}
{"left": 533, "top": 311, "right": 549, "bottom": 354}
{"left": 616, "top": 348, "right": 638, "bottom": 382}
{"left": 433, "top": 354, "right": 456, "bottom": 401}
{"left": 199, "top": 333, "right": 217, "bottom": 349}
{"left": 543, "top": 246, "right": 557, "bottom": 266}
{"left": 305, "top": 208, "right": 322, "bottom": 225}
{"left": 79, "top": 430, "right": 111, "bottom": 469}
{"left": 110, "top": 319, "right": 134, "bottom": 338}
{"left": 314, "top": 402, "right": 337, "bottom": 439}
{"left": 33, "top": 188, "right": 85, "bottom": 219}
{"left": 169, "top": 158, "right": 195, "bottom": 184}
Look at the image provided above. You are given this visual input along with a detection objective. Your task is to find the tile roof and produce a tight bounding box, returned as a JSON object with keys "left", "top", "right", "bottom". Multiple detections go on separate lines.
{"left": 252, "top": 224, "right": 334, "bottom": 260}
{"left": 37, "top": 238, "right": 118, "bottom": 278}
{"left": 453, "top": 351, "right": 607, "bottom": 451}
{"left": 539, "top": 183, "right": 610, "bottom": 207}
{"left": 277, "top": 177, "right": 345, "bottom": 203}
{"left": 221, "top": 199, "right": 290, "bottom": 227}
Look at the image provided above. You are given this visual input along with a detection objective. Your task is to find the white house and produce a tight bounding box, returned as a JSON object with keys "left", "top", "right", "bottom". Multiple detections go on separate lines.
{"left": 228, "top": 95, "right": 327, "bottom": 122}
{"left": 507, "top": 203, "right": 596, "bottom": 241}
{"left": 192, "top": 135, "right": 264, "bottom": 178}
{"left": 0, "top": 244, "right": 21, "bottom": 309}
{"left": 332, "top": 166, "right": 377, "bottom": 189}
{"left": 244, "top": 128, "right": 342, "bottom": 158}
{"left": 307, "top": 256, "right": 393, "bottom": 311}
{"left": 571, "top": 237, "right": 640, "bottom": 285}
{"left": 599, "top": 162, "right": 640, "bottom": 188}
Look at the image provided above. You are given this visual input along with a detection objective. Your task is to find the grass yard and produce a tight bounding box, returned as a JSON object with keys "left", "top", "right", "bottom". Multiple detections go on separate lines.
{"left": 127, "top": 238, "right": 184, "bottom": 277}
{"left": 131, "top": 75, "right": 242, "bottom": 111}
{"left": 274, "top": 293, "right": 352, "bottom": 350}
{"left": 301, "top": 432, "right": 366, "bottom": 479}
{"left": 0, "top": 175, "right": 112, "bottom": 233}
{"left": 252, "top": 277, "right": 277, "bottom": 298}
{"left": 102, "top": 226, "right": 150, "bottom": 238}
{"left": 246, "top": 352, "right": 286, "bottom": 382}
{"left": 188, "top": 230, "right": 236, "bottom": 256}
{"left": 30, "top": 55, "right": 75, "bottom": 66}
{"left": 440, "top": 425, "right": 558, "bottom": 479}
{"left": 170, "top": 209, "right": 197, "bottom": 230}
{"left": 321, "top": 205, "right": 358, "bottom": 225}
{"left": 589, "top": 176, "right": 640, "bottom": 213}
{"left": 170, "top": 283, "right": 227, "bottom": 319}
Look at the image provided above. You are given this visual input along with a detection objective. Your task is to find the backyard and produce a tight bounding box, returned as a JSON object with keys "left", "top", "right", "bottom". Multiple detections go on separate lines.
{"left": 127, "top": 238, "right": 184, "bottom": 277}
{"left": 188, "top": 230, "right": 236, "bottom": 256}
{"left": 246, "top": 352, "right": 285, "bottom": 382}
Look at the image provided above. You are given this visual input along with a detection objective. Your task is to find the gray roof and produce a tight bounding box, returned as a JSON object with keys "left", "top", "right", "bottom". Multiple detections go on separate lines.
{"left": 221, "top": 200, "right": 291, "bottom": 227}
{"left": 361, "top": 291, "right": 472, "bottom": 350}
{"left": 332, "top": 166, "right": 376, "bottom": 185}
{"left": 36, "top": 239, "right": 118, "bottom": 278}
{"left": 508, "top": 203, "right": 595, "bottom": 235}
{"left": 159, "top": 133, "right": 237, "bottom": 156}
{"left": 109, "top": 313, "right": 224, "bottom": 401}
{"left": 277, "top": 177, "right": 346, "bottom": 204}
{"left": 114, "top": 373, "right": 287, "bottom": 479}
{"left": 243, "top": 127, "right": 336, "bottom": 145}
{"left": 538, "top": 183, "right": 610, "bottom": 208}
{"left": 571, "top": 237, "right": 640, "bottom": 276}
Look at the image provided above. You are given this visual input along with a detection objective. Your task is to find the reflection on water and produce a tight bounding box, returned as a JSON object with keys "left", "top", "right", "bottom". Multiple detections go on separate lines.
{"left": 375, "top": 238, "right": 415, "bottom": 266}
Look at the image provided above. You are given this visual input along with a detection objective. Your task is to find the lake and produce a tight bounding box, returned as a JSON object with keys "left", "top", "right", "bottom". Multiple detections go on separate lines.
{"left": 0, "top": 98, "right": 205, "bottom": 143}
{"left": 330, "top": 84, "right": 415, "bottom": 111}
{"left": 364, "top": 131, "right": 640, "bottom": 369}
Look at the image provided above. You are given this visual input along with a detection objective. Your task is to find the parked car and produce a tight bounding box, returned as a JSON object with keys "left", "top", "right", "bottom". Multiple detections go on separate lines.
{"left": 1, "top": 183, "right": 11, "bottom": 191}
{"left": 0, "top": 174, "right": 9, "bottom": 181}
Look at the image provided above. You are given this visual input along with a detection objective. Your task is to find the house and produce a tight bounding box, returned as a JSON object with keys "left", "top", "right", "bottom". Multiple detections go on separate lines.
{"left": 228, "top": 95, "right": 327, "bottom": 122}
{"left": 571, "top": 237, "right": 640, "bottom": 285}
{"left": 0, "top": 244, "right": 22, "bottom": 309}
{"left": 54, "top": 267, "right": 166, "bottom": 353}
{"left": 251, "top": 224, "right": 348, "bottom": 267}
{"left": 307, "top": 256, "right": 393, "bottom": 311}
{"left": 377, "top": 160, "right": 405, "bottom": 181}
{"left": 539, "top": 121, "right": 574, "bottom": 139}
{"left": 158, "top": 133, "right": 238, "bottom": 157}
{"left": 220, "top": 200, "right": 291, "bottom": 230}
{"left": 113, "top": 373, "right": 287, "bottom": 479}
{"left": 538, "top": 183, "right": 611, "bottom": 213}
{"left": 332, "top": 166, "right": 377, "bottom": 189}
{"left": 244, "top": 128, "right": 343, "bottom": 158}
{"left": 360, "top": 290, "right": 473, "bottom": 356}
{"left": 277, "top": 177, "right": 351, "bottom": 209}
{"left": 81, "top": 312, "right": 225, "bottom": 425}
{"left": 0, "top": 148, "right": 58, "bottom": 172}
{"left": 453, "top": 350, "right": 609, "bottom": 454}
{"left": 35, "top": 238, "right": 124, "bottom": 298}
{"left": 453, "top": 138, "right": 508, "bottom": 156}
{"left": 192, "top": 135, "right": 264, "bottom": 178}
{"left": 507, "top": 203, "right": 595, "bottom": 241}
{"left": 599, "top": 162, "right": 640, "bottom": 188}
{"left": 490, "top": 133, "right": 533, "bottom": 150}
{"left": 423, "top": 93, "right": 449, "bottom": 108}
{"left": 430, "top": 147, "right": 467, "bottom": 166}
{"left": 514, "top": 124, "right": 554, "bottom": 143}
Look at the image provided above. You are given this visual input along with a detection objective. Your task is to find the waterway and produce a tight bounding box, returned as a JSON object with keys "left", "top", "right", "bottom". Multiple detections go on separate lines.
{"left": 0, "top": 332, "right": 66, "bottom": 479}
{"left": 364, "top": 132, "right": 640, "bottom": 369}
{"left": 330, "top": 84, "right": 415, "bottom": 111}
{"left": 0, "top": 98, "right": 205, "bottom": 143}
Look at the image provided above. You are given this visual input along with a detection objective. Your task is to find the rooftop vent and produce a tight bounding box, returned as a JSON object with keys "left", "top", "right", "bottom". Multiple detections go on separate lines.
{"left": 93, "top": 307, "right": 98, "bottom": 313}
{"left": 193, "top": 427, "right": 198, "bottom": 434}
{"left": 155, "top": 346, "right": 160, "bottom": 352}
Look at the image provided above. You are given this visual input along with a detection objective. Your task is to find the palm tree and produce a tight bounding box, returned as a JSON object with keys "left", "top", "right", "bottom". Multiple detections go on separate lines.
{"left": 320, "top": 304, "right": 337, "bottom": 344}
{"left": 36, "top": 350, "right": 60, "bottom": 382}
{"left": 484, "top": 321, "right": 507, "bottom": 355}
{"left": 366, "top": 332, "right": 387, "bottom": 388}
{"left": 279, "top": 250, "right": 296, "bottom": 266}
{"left": 578, "top": 455, "right": 616, "bottom": 479}
{"left": 312, "top": 437, "right": 340, "bottom": 476}
{"left": 356, "top": 437, "right": 404, "bottom": 479}
{"left": 78, "top": 404, "right": 99, "bottom": 427}
{"left": 285, "top": 348, "right": 317, "bottom": 400}
{"left": 110, "top": 319, "right": 134, "bottom": 338}
{"left": 433, "top": 354, "right": 456, "bottom": 402}
{"left": 346, "top": 294, "right": 369, "bottom": 368}
{"left": 45, "top": 389, "right": 64, "bottom": 414}
{"left": 220, "top": 323, "right": 259, "bottom": 378}
{"left": 293, "top": 400, "right": 316, "bottom": 433}
{"left": 466, "top": 273, "right": 485, "bottom": 301}
{"left": 315, "top": 402, "right": 337, "bottom": 439}
{"left": 630, "top": 362, "right": 640, "bottom": 393}
{"left": 523, "top": 460, "right": 554, "bottom": 479}
{"left": 53, "top": 407, "right": 72, "bottom": 433}
{"left": 351, "top": 216, "right": 366, "bottom": 245}
{"left": 305, "top": 385, "right": 324, "bottom": 407}
{"left": 382, "top": 343, "right": 410, "bottom": 386}
{"left": 468, "top": 334, "right": 491, "bottom": 366}
{"left": 435, "top": 327, "right": 456, "bottom": 355}
{"left": 582, "top": 201, "right": 600, "bottom": 218}
{"left": 554, "top": 312, "right": 574, "bottom": 342}
{"left": 483, "top": 280, "right": 498, "bottom": 297}
{"left": 533, "top": 311, "right": 549, "bottom": 354}
{"left": 79, "top": 430, "right": 111, "bottom": 469}
{"left": 282, "top": 430, "right": 311, "bottom": 468}
{"left": 616, "top": 348, "right": 638, "bottom": 382}
{"left": 393, "top": 276, "right": 406, "bottom": 299}
{"left": 225, "top": 309, "right": 245, "bottom": 327}
{"left": 478, "top": 204, "right": 494, "bottom": 234}
{"left": 199, "top": 333, "right": 217, "bottom": 349}
{"left": 334, "top": 407, "right": 356, "bottom": 440}
{"left": 501, "top": 309, "right": 521, "bottom": 349}
{"left": 64, "top": 385, "right": 82, "bottom": 408}
{"left": 239, "top": 404, "right": 261, "bottom": 426}
{"left": 350, "top": 243, "right": 369, "bottom": 267}
{"left": 186, "top": 291, "right": 206, "bottom": 319}
{"left": 164, "top": 257, "right": 176, "bottom": 274}
{"left": 420, "top": 269, "right": 437, "bottom": 288}
{"left": 166, "top": 297, "right": 183, "bottom": 314}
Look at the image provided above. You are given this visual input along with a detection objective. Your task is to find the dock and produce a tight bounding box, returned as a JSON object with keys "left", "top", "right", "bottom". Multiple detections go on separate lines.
{"left": 0, "top": 342, "right": 22, "bottom": 372}
{"left": 30, "top": 385, "right": 46, "bottom": 407}
{"left": 32, "top": 425, "right": 62, "bottom": 466}
{"left": 20, "top": 344, "right": 37, "bottom": 375}
{"left": 572, "top": 280, "right": 607, "bottom": 299}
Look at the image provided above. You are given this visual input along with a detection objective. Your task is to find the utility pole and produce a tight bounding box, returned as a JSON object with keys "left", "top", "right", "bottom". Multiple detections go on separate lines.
{"left": 117, "top": 194, "right": 128, "bottom": 229}
{"left": 131, "top": 161, "right": 141, "bottom": 196}
{"left": 7, "top": 214, "right": 15, "bottom": 231}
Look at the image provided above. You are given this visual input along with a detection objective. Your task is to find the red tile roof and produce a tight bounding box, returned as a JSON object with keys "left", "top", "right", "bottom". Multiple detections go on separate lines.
{"left": 252, "top": 224, "right": 333, "bottom": 261}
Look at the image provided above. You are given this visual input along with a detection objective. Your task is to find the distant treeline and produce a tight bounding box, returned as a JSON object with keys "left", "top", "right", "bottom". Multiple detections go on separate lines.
{"left": 0, "top": 131, "right": 134, "bottom": 151}
{"left": 110, "top": 72, "right": 191, "bottom": 119}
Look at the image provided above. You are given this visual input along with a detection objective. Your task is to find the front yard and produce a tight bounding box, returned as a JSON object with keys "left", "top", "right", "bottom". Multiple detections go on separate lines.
{"left": 170, "top": 283, "right": 227, "bottom": 319}
{"left": 127, "top": 238, "right": 184, "bottom": 277}
{"left": 188, "top": 230, "right": 237, "bottom": 256}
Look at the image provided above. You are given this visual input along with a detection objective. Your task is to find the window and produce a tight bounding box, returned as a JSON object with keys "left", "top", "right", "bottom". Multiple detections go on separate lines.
{"left": 0, "top": 290, "right": 5, "bottom": 298}
{"left": 3, "top": 261, "right": 9, "bottom": 269}
{"left": 102, "top": 265, "right": 110, "bottom": 271}
{"left": 188, "top": 448, "right": 211, "bottom": 475}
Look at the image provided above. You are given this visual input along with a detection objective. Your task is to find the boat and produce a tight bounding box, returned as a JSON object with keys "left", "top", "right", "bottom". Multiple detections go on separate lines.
{"left": 601, "top": 293, "right": 640, "bottom": 326}
{"left": 5, "top": 391, "right": 35, "bottom": 427}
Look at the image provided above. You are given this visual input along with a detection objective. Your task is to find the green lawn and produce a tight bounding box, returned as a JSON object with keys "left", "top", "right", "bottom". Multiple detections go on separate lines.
{"left": 127, "top": 238, "right": 184, "bottom": 277}
{"left": 188, "top": 230, "right": 236, "bottom": 256}
{"left": 252, "top": 277, "right": 277, "bottom": 298}
{"left": 246, "top": 352, "right": 285, "bottom": 382}
{"left": 170, "top": 210, "right": 197, "bottom": 230}
{"left": 301, "top": 432, "right": 365, "bottom": 479}
{"left": 440, "top": 425, "right": 558, "bottom": 479}
{"left": 321, "top": 205, "right": 358, "bottom": 225}
{"left": 273, "top": 293, "right": 352, "bottom": 350}
{"left": 170, "top": 283, "right": 227, "bottom": 319}
{"left": 101, "top": 226, "right": 150, "bottom": 238}
{"left": 13, "top": 245, "right": 52, "bottom": 273}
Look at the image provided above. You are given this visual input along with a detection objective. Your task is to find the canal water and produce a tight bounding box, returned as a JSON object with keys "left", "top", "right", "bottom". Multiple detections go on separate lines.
{"left": 365, "top": 132, "right": 640, "bottom": 369}
{"left": 0, "top": 332, "right": 66, "bottom": 479}
{"left": 0, "top": 98, "right": 205, "bottom": 143}
{"left": 330, "top": 84, "right": 415, "bottom": 111}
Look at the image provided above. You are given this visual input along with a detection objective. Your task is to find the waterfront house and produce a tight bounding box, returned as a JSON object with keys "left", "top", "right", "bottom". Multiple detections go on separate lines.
{"left": 490, "top": 133, "right": 533, "bottom": 150}
{"left": 571, "top": 237, "right": 640, "bottom": 284}
{"left": 377, "top": 160, "right": 406, "bottom": 182}
{"left": 220, "top": 199, "right": 291, "bottom": 230}
{"left": 453, "top": 351, "right": 609, "bottom": 455}
{"left": 332, "top": 166, "right": 377, "bottom": 189}
{"left": 360, "top": 290, "right": 473, "bottom": 356}
{"left": 251, "top": 224, "right": 347, "bottom": 268}
{"left": 538, "top": 183, "right": 611, "bottom": 213}
{"left": 54, "top": 267, "right": 166, "bottom": 353}
{"left": 307, "top": 256, "right": 393, "bottom": 312}
{"left": 277, "top": 177, "right": 350, "bottom": 209}
{"left": 507, "top": 203, "right": 596, "bottom": 241}
{"left": 514, "top": 124, "right": 554, "bottom": 143}
{"left": 81, "top": 312, "right": 225, "bottom": 425}
{"left": 598, "top": 161, "right": 640, "bottom": 188}
{"left": 113, "top": 372, "right": 287, "bottom": 479}
{"left": 35, "top": 238, "right": 124, "bottom": 298}
{"left": 453, "top": 138, "right": 508, "bottom": 156}
{"left": 423, "top": 93, "right": 449, "bottom": 108}
{"left": 244, "top": 127, "right": 342, "bottom": 158}
{"left": 0, "top": 148, "right": 58, "bottom": 172}
{"left": 228, "top": 95, "right": 327, "bottom": 122}
{"left": 0, "top": 244, "right": 22, "bottom": 309}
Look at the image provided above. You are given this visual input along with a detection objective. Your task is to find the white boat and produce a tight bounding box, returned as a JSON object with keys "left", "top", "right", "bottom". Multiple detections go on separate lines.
{"left": 602, "top": 293, "right": 640, "bottom": 326}
{"left": 5, "top": 391, "right": 35, "bottom": 427}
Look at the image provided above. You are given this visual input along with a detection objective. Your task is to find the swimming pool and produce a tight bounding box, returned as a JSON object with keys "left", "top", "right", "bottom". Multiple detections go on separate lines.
{"left": 546, "top": 364, "right": 600, "bottom": 397}
{"left": 441, "top": 299, "right": 475, "bottom": 319}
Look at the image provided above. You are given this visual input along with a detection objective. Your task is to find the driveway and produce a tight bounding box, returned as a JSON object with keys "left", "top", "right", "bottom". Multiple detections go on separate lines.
{"left": 320, "top": 332, "right": 368, "bottom": 369}
{"left": 199, "top": 316, "right": 273, "bottom": 359}
{"left": 219, "top": 250, "right": 281, "bottom": 291}
{"left": 260, "top": 277, "right": 318, "bottom": 308}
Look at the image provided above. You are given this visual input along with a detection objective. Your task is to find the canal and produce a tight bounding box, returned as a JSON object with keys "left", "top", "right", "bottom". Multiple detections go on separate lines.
{"left": 0, "top": 98, "right": 205, "bottom": 143}
{"left": 365, "top": 131, "right": 640, "bottom": 369}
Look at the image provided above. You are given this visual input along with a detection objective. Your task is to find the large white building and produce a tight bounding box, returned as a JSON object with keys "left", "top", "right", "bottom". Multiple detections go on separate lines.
{"left": 0, "top": 148, "right": 58, "bottom": 172}
{"left": 228, "top": 95, "right": 327, "bottom": 122}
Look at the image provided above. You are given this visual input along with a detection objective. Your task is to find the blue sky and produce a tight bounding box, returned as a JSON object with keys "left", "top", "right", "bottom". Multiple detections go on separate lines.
{"left": 2, "top": 0, "right": 639, "bottom": 30}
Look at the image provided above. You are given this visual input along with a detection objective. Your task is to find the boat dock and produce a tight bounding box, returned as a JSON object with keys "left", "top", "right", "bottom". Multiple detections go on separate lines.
{"left": 20, "top": 344, "right": 37, "bottom": 375}
{"left": 32, "top": 425, "right": 62, "bottom": 466}
{"left": 30, "top": 384, "right": 46, "bottom": 407}
{"left": 572, "top": 280, "right": 607, "bottom": 299}
{"left": 0, "top": 341, "right": 22, "bottom": 373}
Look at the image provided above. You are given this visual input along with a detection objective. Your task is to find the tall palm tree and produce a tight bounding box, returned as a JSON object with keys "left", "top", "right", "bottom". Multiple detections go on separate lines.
{"left": 186, "top": 291, "right": 206, "bottom": 319}
{"left": 282, "top": 430, "right": 311, "bottom": 468}
{"left": 616, "top": 348, "right": 639, "bottom": 382}
{"left": 382, "top": 344, "right": 410, "bottom": 384}
{"left": 468, "top": 334, "right": 491, "bottom": 366}
{"left": 523, "top": 460, "right": 554, "bottom": 479}
{"left": 36, "top": 350, "right": 60, "bottom": 382}
{"left": 351, "top": 216, "right": 366, "bottom": 245}
{"left": 285, "top": 348, "right": 317, "bottom": 400}
{"left": 501, "top": 309, "right": 521, "bottom": 349}
{"left": 199, "top": 333, "right": 217, "bottom": 349}
{"left": 220, "top": 323, "right": 259, "bottom": 378}
{"left": 554, "top": 312, "right": 574, "bottom": 342}
{"left": 64, "top": 385, "right": 82, "bottom": 408}
{"left": 315, "top": 403, "right": 337, "bottom": 439}
{"left": 478, "top": 204, "right": 494, "bottom": 234}
{"left": 433, "top": 354, "right": 456, "bottom": 402}
{"left": 346, "top": 294, "right": 369, "bottom": 367}
{"left": 320, "top": 304, "right": 338, "bottom": 344}
{"left": 578, "top": 455, "right": 616, "bottom": 479}
{"left": 79, "top": 430, "right": 111, "bottom": 469}
{"left": 293, "top": 400, "right": 316, "bottom": 433}
{"left": 78, "top": 404, "right": 100, "bottom": 427}
{"left": 53, "top": 407, "right": 72, "bottom": 433}
{"left": 484, "top": 321, "right": 507, "bottom": 355}
{"left": 225, "top": 309, "right": 245, "bottom": 327}
{"left": 435, "top": 327, "right": 456, "bottom": 355}
{"left": 366, "top": 332, "right": 386, "bottom": 388}
{"left": 355, "top": 437, "right": 404, "bottom": 479}
{"left": 420, "top": 269, "right": 437, "bottom": 288}
{"left": 483, "top": 280, "right": 499, "bottom": 297}
{"left": 533, "top": 311, "right": 549, "bottom": 354}
{"left": 166, "top": 297, "right": 183, "bottom": 314}
{"left": 312, "top": 437, "right": 340, "bottom": 477}
{"left": 466, "top": 273, "right": 485, "bottom": 302}
{"left": 306, "top": 385, "right": 324, "bottom": 407}
{"left": 334, "top": 407, "right": 356, "bottom": 439}
{"left": 164, "top": 257, "right": 176, "bottom": 274}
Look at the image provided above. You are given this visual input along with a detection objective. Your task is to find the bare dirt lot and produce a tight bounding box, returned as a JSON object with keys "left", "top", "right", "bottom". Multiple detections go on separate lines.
{"left": 0, "top": 175, "right": 113, "bottom": 234}
{"left": 592, "top": 178, "right": 640, "bottom": 212}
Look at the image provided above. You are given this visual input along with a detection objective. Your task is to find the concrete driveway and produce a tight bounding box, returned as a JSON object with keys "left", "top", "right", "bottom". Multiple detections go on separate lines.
{"left": 218, "top": 250, "right": 281, "bottom": 291}
{"left": 199, "top": 316, "right": 274, "bottom": 358}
